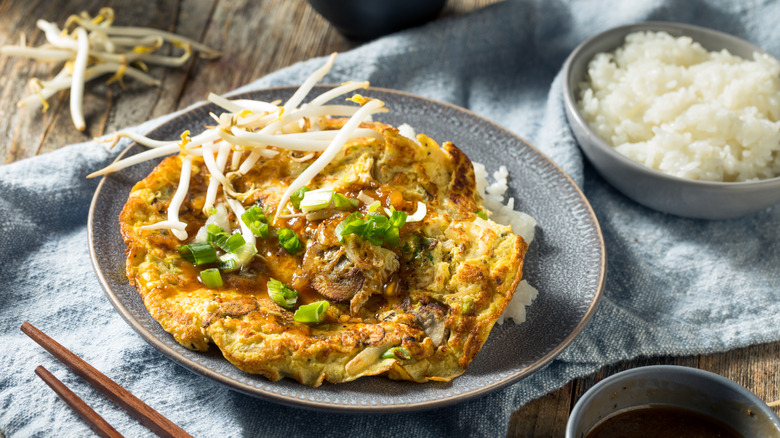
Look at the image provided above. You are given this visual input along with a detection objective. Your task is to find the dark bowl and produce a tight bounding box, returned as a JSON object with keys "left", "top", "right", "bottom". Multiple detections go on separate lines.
{"left": 307, "top": 0, "right": 447, "bottom": 40}
{"left": 566, "top": 365, "right": 780, "bottom": 438}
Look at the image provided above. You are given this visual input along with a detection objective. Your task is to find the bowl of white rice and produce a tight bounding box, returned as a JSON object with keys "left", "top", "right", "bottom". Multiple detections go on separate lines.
{"left": 562, "top": 22, "right": 780, "bottom": 219}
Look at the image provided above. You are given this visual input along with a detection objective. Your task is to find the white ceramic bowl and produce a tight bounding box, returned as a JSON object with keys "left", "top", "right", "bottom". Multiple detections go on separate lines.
{"left": 562, "top": 22, "right": 780, "bottom": 219}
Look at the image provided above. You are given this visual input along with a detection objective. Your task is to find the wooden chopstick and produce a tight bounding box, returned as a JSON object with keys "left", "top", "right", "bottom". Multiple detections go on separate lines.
{"left": 35, "top": 365, "right": 124, "bottom": 438}
{"left": 21, "top": 321, "right": 192, "bottom": 438}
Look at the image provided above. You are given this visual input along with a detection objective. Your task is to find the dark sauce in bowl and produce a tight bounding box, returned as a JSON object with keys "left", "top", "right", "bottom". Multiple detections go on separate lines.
{"left": 585, "top": 406, "right": 744, "bottom": 438}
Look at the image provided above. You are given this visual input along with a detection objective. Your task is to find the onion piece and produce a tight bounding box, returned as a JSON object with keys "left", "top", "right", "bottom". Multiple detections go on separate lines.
{"left": 300, "top": 188, "right": 334, "bottom": 213}
{"left": 405, "top": 202, "right": 427, "bottom": 222}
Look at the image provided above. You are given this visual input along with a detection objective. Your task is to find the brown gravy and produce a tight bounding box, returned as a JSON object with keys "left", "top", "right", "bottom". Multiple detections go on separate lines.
{"left": 584, "top": 406, "right": 744, "bottom": 438}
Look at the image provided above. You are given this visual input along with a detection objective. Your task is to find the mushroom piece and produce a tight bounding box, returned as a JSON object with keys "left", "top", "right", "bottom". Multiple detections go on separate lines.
{"left": 410, "top": 302, "right": 450, "bottom": 347}
{"left": 304, "top": 243, "right": 365, "bottom": 302}
{"left": 310, "top": 254, "right": 365, "bottom": 302}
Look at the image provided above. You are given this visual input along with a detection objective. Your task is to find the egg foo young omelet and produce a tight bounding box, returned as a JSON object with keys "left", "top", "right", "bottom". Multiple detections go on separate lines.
{"left": 96, "top": 55, "right": 530, "bottom": 386}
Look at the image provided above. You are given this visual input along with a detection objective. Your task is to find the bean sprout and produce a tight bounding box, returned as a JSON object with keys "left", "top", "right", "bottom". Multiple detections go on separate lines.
{"left": 90, "top": 54, "right": 394, "bottom": 247}
{"left": 0, "top": 8, "right": 220, "bottom": 130}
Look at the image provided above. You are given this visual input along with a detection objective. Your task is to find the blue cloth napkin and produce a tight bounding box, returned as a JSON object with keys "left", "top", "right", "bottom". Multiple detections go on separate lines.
{"left": 3, "top": 1, "right": 780, "bottom": 436}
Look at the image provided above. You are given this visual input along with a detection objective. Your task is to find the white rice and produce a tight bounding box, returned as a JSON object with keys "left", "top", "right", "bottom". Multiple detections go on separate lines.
{"left": 473, "top": 162, "right": 538, "bottom": 325}
{"left": 578, "top": 31, "right": 780, "bottom": 182}
{"left": 398, "top": 124, "right": 538, "bottom": 325}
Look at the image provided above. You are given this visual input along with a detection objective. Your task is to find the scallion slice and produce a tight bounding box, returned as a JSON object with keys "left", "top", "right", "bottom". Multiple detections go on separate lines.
{"left": 299, "top": 188, "right": 333, "bottom": 213}
{"left": 380, "top": 346, "right": 410, "bottom": 360}
{"left": 178, "top": 242, "right": 217, "bottom": 265}
{"left": 293, "top": 301, "right": 330, "bottom": 323}
{"left": 475, "top": 210, "right": 488, "bottom": 220}
{"left": 206, "top": 224, "right": 231, "bottom": 252}
{"left": 267, "top": 278, "right": 299, "bottom": 309}
{"left": 234, "top": 242, "right": 258, "bottom": 266}
{"left": 290, "top": 186, "right": 310, "bottom": 210}
{"left": 200, "top": 268, "right": 223, "bottom": 288}
{"left": 277, "top": 228, "right": 302, "bottom": 254}
{"left": 335, "top": 212, "right": 365, "bottom": 243}
{"left": 333, "top": 193, "right": 358, "bottom": 209}
{"left": 218, "top": 253, "right": 238, "bottom": 272}
{"left": 241, "top": 205, "right": 270, "bottom": 238}
{"left": 225, "top": 233, "right": 246, "bottom": 253}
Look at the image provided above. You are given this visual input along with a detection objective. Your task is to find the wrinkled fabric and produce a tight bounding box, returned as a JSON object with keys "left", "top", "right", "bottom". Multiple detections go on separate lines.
{"left": 2, "top": 1, "right": 779, "bottom": 436}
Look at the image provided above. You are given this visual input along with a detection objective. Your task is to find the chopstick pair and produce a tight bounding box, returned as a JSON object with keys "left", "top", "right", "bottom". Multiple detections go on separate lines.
{"left": 20, "top": 321, "right": 192, "bottom": 438}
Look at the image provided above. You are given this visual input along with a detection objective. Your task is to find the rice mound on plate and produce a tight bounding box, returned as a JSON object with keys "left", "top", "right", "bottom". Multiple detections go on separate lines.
{"left": 578, "top": 30, "right": 780, "bottom": 182}
{"left": 398, "top": 124, "right": 538, "bottom": 325}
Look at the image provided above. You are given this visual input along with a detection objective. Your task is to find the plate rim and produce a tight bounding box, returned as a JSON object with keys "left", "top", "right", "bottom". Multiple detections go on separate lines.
{"left": 88, "top": 85, "right": 606, "bottom": 413}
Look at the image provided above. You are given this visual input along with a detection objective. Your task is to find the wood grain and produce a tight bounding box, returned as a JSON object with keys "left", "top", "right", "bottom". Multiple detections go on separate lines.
{"left": 3, "top": 1, "right": 778, "bottom": 436}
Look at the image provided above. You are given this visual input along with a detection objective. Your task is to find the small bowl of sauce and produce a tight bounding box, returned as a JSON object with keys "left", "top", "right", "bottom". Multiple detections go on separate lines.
{"left": 585, "top": 405, "right": 743, "bottom": 438}
{"left": 566, "top": 365, "right": 780, "bottom": 438}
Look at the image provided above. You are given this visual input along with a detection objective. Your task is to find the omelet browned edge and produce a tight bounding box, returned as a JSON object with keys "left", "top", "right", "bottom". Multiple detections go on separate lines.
{"left": 119, "top": 120, "right": 528, "bottom": 386}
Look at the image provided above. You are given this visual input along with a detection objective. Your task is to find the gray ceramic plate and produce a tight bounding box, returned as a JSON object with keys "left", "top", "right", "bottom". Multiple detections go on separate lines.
{"left": 88, "top": 86, "right": 605, "bottom": 412}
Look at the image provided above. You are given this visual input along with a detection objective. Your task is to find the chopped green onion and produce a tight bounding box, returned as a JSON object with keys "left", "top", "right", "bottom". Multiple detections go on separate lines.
{"left": 207, "top": 225, "right": 246, "bottom": 253}
{"left": 336, "top": 210, "right": 405, "bottom": 248}
{"left": 234, "top": 243, "right": 258, "bottom": 266}
{"left": 300, "top": 188, "right": 333, "bottom": 212}
{"left": 207, "top": 207, "right": 218, "bottom": 216}
{"left": 267, "top": 278, "right": 298, "bottom": 309}
{"left": 200, "top": 268, "right": 223, "bottom": 288}
{"left": 381, "top": 346, "right": 410, "bottom": 360}
{"left": 368, "top": 200, "right": 381, "bottom": 212}
{"left": 384, "top": 226, "right": 400, "bottom": 248}
{"left": 206, "top": 224, "right": 231, "bottom": 252}
{"left": 218, "top": 253, "right": 238, "bottom": 272}
{"left": 241, "top": 205, "right": 270, "bottom": 238}
{"left": 290, "top": 186, "right": 310, "bottom": 210}
{"left": 278, "top": 228, "right": 302, "bottom": 254}
{"left": 475, "top": 210, "right": 488, "bottom": 220}
{"left": 333, "top": 193, "right": 358, "bottom": 209}
{"left": 225, "top": 233, "right": 246, "bottom": 253}
{"left": 293, "top": 301, "right": 330, "bottom": 323}
{"left": 335, "top": 212, "right": 364, "bottom": 243}
{"left": 388, "top": 209, "right": 407, "bottom": 228}
{"left": 178, "top": 242, "right": 217, "bottom": 265}
{"left": 364, "top": 213, "right": 390, "bottom": 246}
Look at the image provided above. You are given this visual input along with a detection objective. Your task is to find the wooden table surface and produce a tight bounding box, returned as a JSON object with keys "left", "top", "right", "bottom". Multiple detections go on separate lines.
{"left": 2, "top": 0, "right": 777, "bottom": 436}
